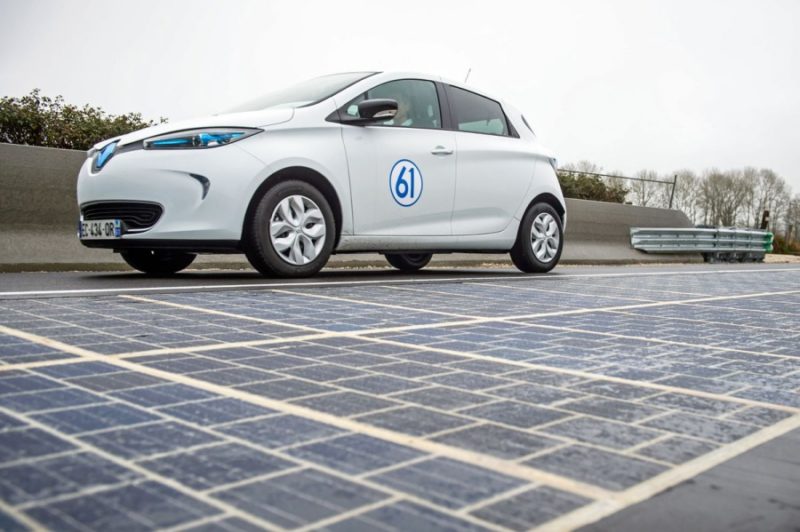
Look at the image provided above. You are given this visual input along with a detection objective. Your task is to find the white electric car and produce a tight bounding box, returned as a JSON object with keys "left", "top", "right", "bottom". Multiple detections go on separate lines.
{"left": 77, "top": 71, "right": 566, "bottom": 277}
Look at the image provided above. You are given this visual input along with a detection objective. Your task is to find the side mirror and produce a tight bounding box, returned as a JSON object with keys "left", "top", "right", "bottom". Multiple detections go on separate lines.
{"left": 327, "top": 98, "right": 399, "bottom": 126}
{"left": 357, "top": 99, "right": 398, "bottom": 121}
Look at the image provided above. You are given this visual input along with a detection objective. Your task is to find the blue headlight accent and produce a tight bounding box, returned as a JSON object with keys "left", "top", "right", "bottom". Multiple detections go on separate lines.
{"left": 196, "top": 132, "right": 244, "bottom": 145}
{"left": 96, "top": 141, "right": 118, "bottom": 169}
{"left": 144, "top": 128, "right": 260, "bottom": 150}
{"left": 150, "top": 138, "right": 193, "bottom": 147}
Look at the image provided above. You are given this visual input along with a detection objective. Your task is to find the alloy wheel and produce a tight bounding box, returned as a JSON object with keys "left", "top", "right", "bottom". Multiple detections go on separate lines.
{"left": 269, "top": 194, "right": 327, "bottom": 265}
{"left": 530, "top": 212, "right": 560, "bottom": 263}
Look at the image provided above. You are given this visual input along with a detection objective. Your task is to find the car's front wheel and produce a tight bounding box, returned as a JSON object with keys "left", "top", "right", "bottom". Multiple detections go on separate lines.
{"left": 245, "top": 180, "right": 335, "bottom": 277}
{"left": 510, "top": 203, "right": 563, "bottom": 273}
{"left": 385, "top": 253, "right": 433, "bottom": 271}
{"left": 120, "top": 250, "right": 196, "bottom": 276}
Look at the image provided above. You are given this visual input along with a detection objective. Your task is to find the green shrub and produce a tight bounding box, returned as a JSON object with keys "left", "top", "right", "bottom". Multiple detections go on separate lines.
{"left": 0, "top": 89, "right": 165, "bottom": 151}
{"left": 557, "top": 170, "right": 628, "bottom": 203}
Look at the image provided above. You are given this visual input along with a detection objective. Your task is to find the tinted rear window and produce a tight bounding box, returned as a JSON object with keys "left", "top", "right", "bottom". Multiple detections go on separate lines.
{"left": 448, "top": 86, "right": 509, "bottom": 136}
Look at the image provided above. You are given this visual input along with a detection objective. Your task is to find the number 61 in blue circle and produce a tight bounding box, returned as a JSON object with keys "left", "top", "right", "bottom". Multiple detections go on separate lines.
{"left": 389, "top": 159, "right": 423, "bottom": 207}
{"left": 395, "top": 166, "right": 415, "bottom": 199}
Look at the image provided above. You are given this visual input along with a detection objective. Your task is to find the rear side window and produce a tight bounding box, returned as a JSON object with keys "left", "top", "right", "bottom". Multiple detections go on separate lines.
{"left": 448, "top": 86, "right": 510, "bottom": 136}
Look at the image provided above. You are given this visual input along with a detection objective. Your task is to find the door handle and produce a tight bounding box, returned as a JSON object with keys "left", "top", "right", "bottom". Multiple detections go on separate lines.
{"left": 431, "top": 145, "right": 454, "bottom": 156}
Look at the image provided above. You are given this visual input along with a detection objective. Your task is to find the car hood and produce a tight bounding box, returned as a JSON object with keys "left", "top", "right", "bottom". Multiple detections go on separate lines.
{"left": 105, "top": 108, "right": 295, "bottom": 149}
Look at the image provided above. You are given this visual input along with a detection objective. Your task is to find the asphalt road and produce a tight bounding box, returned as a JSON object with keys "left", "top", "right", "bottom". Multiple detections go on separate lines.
{"left": 1, "top": 262, "right": 797, "bottom": 298}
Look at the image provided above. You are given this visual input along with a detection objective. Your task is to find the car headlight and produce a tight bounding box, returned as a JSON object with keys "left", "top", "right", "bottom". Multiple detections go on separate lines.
{"left": 143, "top": 127, "right": 262, "bottom": 149}
{"left": 96, "top": 141, "right": 118, "bottom": 168}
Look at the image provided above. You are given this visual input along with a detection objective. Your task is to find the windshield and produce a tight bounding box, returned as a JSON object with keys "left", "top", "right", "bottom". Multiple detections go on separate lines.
{"left": 226, "top": 72, "right": 377, "bottom": 113}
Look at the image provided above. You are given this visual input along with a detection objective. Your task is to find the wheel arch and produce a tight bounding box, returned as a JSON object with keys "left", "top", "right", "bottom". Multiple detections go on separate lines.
{"left": 242, "top": 166, "right": 344, "bottom": 247}
{"left": 510, "top": 194, "right": 565, "bottom": 273}
{"left": 526, "top": 192, "right": 566, "bottom": 223}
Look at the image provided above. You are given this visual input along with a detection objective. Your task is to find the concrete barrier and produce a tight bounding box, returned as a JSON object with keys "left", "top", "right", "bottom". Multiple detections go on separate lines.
{"left": 0, "top": 143, "right": 699, "bottom": 271}
{"left": 562, "top": 198, "right": 697, "bottom": 263}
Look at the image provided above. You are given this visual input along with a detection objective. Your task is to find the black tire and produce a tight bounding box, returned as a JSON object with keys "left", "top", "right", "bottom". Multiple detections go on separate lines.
{"left": 510, "top": 202, "right": 564, "bottom": 273}
{"left": 385, "top": 253, "right": 433, "bottom": 271}
{"left": 120, "top": 250, "right": 196, "bottom": 276}
{"left": 244, "top": 180, "right": 335, "bottom": 278}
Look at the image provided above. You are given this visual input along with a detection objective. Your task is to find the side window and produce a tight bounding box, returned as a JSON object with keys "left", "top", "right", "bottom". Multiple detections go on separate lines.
{"left": 344, "top": 79, "right": 442, "bottom": 129}
{"left": 448, "top": 86, "right": 510, "bottom": 136}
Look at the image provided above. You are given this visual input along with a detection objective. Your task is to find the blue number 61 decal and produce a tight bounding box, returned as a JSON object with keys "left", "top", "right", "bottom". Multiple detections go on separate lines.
{"left": 389, "top": 159, "right": 423, "bottom": 207}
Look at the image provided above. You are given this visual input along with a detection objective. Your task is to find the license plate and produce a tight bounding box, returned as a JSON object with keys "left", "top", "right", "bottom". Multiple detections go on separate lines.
{"left": 79, "top": 219, "right": 122, "bottom": 239}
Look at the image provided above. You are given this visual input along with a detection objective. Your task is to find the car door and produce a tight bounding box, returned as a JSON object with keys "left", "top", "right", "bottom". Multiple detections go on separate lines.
{"left": 447, "top": 85, "right": 536, "bottom": 235}
{"left": 338, "top": 79, "right": 456, "bottom": 236}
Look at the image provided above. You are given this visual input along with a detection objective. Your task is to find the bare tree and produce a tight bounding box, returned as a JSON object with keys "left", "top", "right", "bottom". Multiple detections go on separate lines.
{"left": 746, "top": 168, "right": 789, "bottom": 230}
{"left": 784, "top": 195, "right": 800, "bottom": 244}
{"left": 762, "top": 169, "right": 790, "bottom": 232}
{"left": 699, "top": 169, "right": 721, "bottom": 225}
{"left": 740, "top": 167, "right": 760, "bottom": 227}
{"left": 670, "top": 169, "right": 700, "bottom": 223}
{"left": 733, "top": 168, "right": 758, "bottom": 226}
{"left": 698, "top": 169, "right": 752, "bottom": 226}
{"left": 628, "top": 169, "right": 661, "bottom": 207}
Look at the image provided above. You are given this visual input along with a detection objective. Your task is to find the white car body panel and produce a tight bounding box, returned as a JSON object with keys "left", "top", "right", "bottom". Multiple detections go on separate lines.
{"left": 77, "top": 71, "right": 565, "bottom": 259}
{"left": 341, "top": 125, "right": 457, "bottom": 236}
{"left": 451, "top": 132, "right": 537, "bottom": 235}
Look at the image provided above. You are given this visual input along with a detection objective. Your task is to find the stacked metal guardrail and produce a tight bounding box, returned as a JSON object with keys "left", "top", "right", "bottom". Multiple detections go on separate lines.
{"left": 630, "top": 227, "right": 773, "bottom": 262}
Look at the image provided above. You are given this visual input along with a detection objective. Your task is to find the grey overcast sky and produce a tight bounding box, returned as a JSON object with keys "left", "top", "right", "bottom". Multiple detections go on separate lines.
{"left": 1, "top": 0, "right": 798, "bottom": 191}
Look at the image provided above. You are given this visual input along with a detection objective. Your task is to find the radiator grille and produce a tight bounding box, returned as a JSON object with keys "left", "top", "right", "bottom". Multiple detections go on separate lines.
{"left": 81, "top": 201, "right": 163, "bottom": 230}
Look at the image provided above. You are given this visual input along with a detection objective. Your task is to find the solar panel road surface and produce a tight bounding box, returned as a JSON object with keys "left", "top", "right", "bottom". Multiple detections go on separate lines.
{"left": 0, "top": 265, "right": 798, "bottom": 531}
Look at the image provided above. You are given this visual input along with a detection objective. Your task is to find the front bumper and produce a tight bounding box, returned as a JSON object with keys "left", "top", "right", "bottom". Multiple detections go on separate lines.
{"left": 80, "top": 238, "right": 242, "bottom": 252}
{"left": 77, "top": 142, "right": 265, "bottom": 247}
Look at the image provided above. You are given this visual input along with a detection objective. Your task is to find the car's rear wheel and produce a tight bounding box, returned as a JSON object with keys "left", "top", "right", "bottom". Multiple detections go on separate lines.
{"left": 510, "top": 202, "right": 563, "bottom": 273}
{"left": 245, "top": 180, "right": 335, "bottom": 277}
{"left": 385, "top": 253, "right": 433, "bottom": 271}
{"left": 120, "top": 250, "right": 196, "bottom": 276}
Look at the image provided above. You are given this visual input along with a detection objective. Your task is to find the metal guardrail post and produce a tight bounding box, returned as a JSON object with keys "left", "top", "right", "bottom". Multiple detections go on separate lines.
{"left": 668, "top": 174, "right": 677, "bottom": 209}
